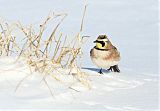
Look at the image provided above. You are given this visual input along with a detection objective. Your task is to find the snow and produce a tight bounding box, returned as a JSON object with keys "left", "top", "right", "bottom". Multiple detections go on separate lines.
{"left": 0, "top": 0, "right": 159, "bottom": 111}
{"left": 0, "top": 57, "right": 158, "bottom": 110}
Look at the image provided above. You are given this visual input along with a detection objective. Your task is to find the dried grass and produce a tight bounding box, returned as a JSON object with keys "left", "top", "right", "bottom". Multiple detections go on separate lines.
{"left": 0, "top": 4, "right": 91, "bottom": 94}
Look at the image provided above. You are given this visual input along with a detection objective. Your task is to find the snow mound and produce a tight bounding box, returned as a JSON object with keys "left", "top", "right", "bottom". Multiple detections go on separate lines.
{"left": 0, "top": 57, "right": 158, "bottom": 110}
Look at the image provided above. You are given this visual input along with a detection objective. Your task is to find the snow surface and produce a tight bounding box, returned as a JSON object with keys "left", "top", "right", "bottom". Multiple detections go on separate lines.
{"left": 0, "top": 57, "right": 158, "bottom": 111}
{"left": 0, "top": 0, "right": 159, "bottom": 111}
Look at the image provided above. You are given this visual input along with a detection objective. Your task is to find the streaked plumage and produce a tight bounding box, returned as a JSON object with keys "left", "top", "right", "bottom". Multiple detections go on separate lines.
{"left": 90, "top": 35, "right": 120, "bottom": 74}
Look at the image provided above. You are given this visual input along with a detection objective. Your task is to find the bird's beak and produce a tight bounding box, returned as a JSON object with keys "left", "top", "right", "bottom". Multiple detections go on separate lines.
{"left": 93, "top": 40, "right": 98, "bottom": 43}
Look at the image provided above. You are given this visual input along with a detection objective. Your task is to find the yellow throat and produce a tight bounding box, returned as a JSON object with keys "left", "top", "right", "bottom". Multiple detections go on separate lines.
{"left": 96, "top": 42, "right": 106, "bottom": 49}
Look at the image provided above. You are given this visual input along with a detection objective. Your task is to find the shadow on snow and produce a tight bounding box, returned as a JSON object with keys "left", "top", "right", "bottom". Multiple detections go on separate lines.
{"left": 82, "top": 67, "right": 110, "bottom": 74}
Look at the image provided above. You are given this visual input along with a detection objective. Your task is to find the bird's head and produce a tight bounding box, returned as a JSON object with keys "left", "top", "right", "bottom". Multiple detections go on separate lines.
{"left": 94, "top": 35, "right": 112, "bottom": 49}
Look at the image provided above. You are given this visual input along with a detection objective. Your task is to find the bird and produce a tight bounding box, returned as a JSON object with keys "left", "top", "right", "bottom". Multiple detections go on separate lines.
{"left": 90, "top": 35, "right": 120, "bottom": 74}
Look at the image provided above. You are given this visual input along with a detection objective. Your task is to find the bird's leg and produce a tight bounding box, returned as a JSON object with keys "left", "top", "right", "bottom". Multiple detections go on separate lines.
{"left": 108, "top": 67, "right": 112, "bottom": 72}
{"left": 98, "top": 68, "right": 103, "bottom": 74}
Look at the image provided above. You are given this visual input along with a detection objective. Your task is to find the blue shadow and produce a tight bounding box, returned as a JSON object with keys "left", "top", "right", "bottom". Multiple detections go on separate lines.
{"left": 82, "top": 67, "right": 110, "bottom": 73}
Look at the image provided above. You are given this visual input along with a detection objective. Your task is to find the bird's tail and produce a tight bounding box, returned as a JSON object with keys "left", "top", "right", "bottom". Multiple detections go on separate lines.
{"left": 110, "top": 65, "right": 120, "bottom": 72}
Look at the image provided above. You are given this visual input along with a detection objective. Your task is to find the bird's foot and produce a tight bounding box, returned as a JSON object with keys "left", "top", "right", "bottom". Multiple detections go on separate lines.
{"left": 98, "top": 68, "right": 103, "bottom": 74}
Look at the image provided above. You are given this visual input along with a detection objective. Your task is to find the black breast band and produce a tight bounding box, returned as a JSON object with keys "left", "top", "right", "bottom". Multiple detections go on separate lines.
{"left": 94, "top": 46, "right": 109, "bottom": 51}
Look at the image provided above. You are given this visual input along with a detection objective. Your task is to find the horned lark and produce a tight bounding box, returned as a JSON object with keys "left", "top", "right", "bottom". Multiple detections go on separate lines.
{"left": 90, "top": 35, "right": 120, "bottom": 74}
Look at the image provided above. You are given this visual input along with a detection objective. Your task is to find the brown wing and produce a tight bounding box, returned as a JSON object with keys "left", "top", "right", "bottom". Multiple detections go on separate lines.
{"left": 105, "top": 46, "right": 120, "bottom": 61}
{"left": 90, "top": 48, "right": 95, "bottom": 57}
